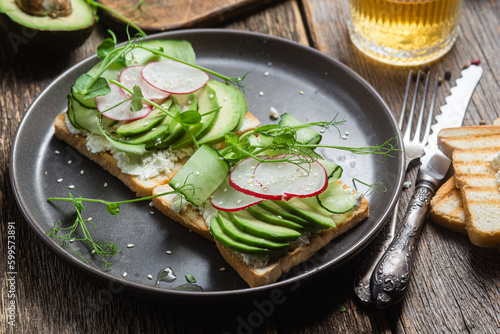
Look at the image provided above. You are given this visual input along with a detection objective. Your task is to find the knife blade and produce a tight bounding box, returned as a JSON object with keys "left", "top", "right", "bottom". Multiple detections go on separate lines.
{"left": 420, "top": 64, "right": 483, "bottom": 179}
{"left": 370, "top": 65, "right": 483, "bottom": 308}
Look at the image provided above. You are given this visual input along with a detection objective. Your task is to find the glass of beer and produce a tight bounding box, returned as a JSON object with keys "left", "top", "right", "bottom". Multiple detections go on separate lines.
{"left": 348, "top": 0, "right": 462, "bottom": 66}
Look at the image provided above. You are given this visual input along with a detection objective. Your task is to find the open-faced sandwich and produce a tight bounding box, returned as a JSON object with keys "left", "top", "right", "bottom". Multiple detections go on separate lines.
{"left": 51, "top": 36, "right": 381, "bottom": 287}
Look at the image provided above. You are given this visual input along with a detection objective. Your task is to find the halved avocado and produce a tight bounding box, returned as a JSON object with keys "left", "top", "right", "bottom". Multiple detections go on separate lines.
{"left": 0, "top": 0, "right": 95, "bottom": 52}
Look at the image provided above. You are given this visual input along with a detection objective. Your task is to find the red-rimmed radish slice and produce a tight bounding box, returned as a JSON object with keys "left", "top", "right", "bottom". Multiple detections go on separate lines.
{"left": 119, "top": 66, "right": 170, "bottom": 101}
{"left": 142, "top": 60, "right": 209, "bottom": 94}
{"left": 95, "top": 83, "right": 152, "bottom": 121}
{"left": 210, "top": 177, "right": 263, "bottom": 212}
{"left": 229, "top": 155, "right": 328, "bottom": 201}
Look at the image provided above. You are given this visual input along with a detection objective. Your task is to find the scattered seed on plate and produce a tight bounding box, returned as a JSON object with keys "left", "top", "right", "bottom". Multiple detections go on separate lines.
{"left": 80, "top": 170, "right": 84, "bottom": 175}
{"left": 91, "top": 250, "right": 96, "bottom": 254}
{"left": 70, "top": 239, "right": 75, "bottom": 243}
{"left": 264, "top": 71, "right": 269, "bottom": 76}
{"left": 342, "top": 135, "right": 347, "bottom": 140}
{"left": 149, "top": 202, "right": 154, "bottom": 207}
{"left": 57, "top": 178, "right": 63, "bottom": 183}
{"left": 166, "top": 250, "right": 172, "bottom": 254}
{"left": 345, "top": 131, "right": 350, "bottom": 136}
{"left": 122, "top": 272, "right": 128, "bottom": 278}
{"left": 269, "top": 107, "right": 279, "bottom": 119}
{"left": 259, "top": 91, "right": 264, "bottom": 96}
{"left": 150, "top": 211, "right": 155, "bottom": 215}
{"left": 44, "top": 171, "right": 48, "bottom": 175}
{"left": 88, "top": 217, "right": 93, "bottom": 221}
{"left": 104, "top": 182, "right": 108, "bottom": 188}
{"left": 147, "top": 274, "right": 153, "bottom": 280}
{"left": 299, "top": 90, "right": 304, "bottom": 95}
{"left": 68, "top": 185, "right": 75, "bottom": 189}
{"left": 220, "top": 267, "right": 226, "bottom": 272}
{"left": 55, "top": 150, "right": 60, "bottom": 155}
{"left": 127, "top": 244, "right": 135, "bottom": 248}
{"left": 68, "top": 160, "right": 72, "bottom": 164}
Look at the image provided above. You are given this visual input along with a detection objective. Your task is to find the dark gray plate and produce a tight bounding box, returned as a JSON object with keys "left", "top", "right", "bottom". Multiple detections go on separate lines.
{"left": 10, "top": 29, "right": 404, "bottom": 303}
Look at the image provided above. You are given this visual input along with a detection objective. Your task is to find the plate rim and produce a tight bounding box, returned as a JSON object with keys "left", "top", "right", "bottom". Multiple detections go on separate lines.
{"left": 9, "top": 28, "right": 404, "bottom": 302}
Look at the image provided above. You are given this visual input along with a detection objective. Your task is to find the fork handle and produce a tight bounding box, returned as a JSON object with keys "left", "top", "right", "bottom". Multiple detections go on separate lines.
{"left": 370, "top": 171, "right": 438, "bottom": 308}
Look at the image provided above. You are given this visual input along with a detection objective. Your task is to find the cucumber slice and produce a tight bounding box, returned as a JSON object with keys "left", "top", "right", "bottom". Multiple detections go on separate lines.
{"left": 210, "top": 217, "right": 286, "bottom": 257}
{"left": 217, "top": 212, "right": 290, "bottom": 251}
{"left": 317, "top": 181, "right": 358, "bottom": 214}
{"left": 72, "top": 95, "right": 101, "bottom": 134}
{"left": 278, "top": 113, "right": 322, "bottom": 145}
{"left": 66, "top": 94, "right": 82, "bottom": 130}
{"left": 169, "top": 144, "right": 229, "bottom": 207}
{"left": 228, "top": 210, "right": 301, "bottom": 242}
{"left": 316, "top": 159, "right": 343, "bottom": 180}
{"left": 246, "top": 205, "right": 305, "bottom": 232}
{"left": 197, "top": 80, "right": 247, "bottom": 145}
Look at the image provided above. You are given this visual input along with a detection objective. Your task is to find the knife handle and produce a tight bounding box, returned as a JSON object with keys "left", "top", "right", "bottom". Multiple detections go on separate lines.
{"left": 354, "top": 201, "right": 399, "bottom": 304}
{"left": 370, "top": 171, "right": 438, "bottom": 308}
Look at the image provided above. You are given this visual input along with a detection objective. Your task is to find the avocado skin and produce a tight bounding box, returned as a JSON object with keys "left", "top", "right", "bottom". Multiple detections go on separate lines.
{"left": 0, "top": 1, "right": 94, "bottom": 53}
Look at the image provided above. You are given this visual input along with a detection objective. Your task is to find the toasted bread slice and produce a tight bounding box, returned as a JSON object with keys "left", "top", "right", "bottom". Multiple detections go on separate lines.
{"left": 452, "top": 148, "right": 500, "bottom": 250}
{"left": 429, "top": 176, "right": 466, "bottom": 235}
{"left": 152, "top": 182, "right": 369, "bottom": 287}
{"left": 438, "top": 125, "right": 500, "bottom": 158}
{"left": 54, "top": 112, "right": 260, "bottom": 197}
{"left": 461, "top": 187, "right": 500, "bottom": 250}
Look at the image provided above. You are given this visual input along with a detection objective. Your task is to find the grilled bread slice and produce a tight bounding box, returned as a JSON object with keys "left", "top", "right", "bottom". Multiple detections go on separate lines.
{"left": 152, "top": 182, "right": 369, "bottom": 287}
{"left": 54, "top": 112, "right": 260, "bottom": 197}
{"left": 429, "top": 176, "right": 466, "bottom": 235}
{"left": 430, "top": 124, "right": 500, "bottom": 250}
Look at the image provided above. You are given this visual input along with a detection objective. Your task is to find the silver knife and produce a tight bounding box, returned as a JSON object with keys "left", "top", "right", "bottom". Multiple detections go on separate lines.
{"left": 370, "top": 64, "right": 483, "bottom": 308}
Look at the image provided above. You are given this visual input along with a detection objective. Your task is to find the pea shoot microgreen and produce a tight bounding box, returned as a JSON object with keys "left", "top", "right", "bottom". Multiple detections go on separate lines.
{"left": 46, "top": 186, "right": 192, "bottom": 267}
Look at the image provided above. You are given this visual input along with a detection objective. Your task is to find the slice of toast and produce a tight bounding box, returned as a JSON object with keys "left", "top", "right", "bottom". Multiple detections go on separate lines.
{"left": 54, "top": 112, "right": 260, "bottom": 197}
{"left": 431, "top": 123, "right": 500, "bottom": 250}
{"left": 152, "top": 182, "right": 369, "bottom": 287}
{"left": 429, "top": 176, "right": 467, "bottom": 235}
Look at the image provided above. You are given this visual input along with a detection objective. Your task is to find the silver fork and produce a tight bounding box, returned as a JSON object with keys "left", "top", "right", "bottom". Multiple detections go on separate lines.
{"left": 354, "top": 71, "right": 438, "bottom": 304}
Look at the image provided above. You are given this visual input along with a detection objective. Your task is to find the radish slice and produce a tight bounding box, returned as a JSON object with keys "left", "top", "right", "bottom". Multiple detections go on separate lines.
{"left": 210, "top": 177, "right": 263, "bottom": 212}
{"left": 119, "top": 66, "right": 170, "bottom": 100}
{"left": 142, "top": 60, "right": 209, "bottom": 94}
{"left": 95, "top": 83, "right": 152, "bottom": 121}
{"left": 229, "top": 155, "right": 328, "bottom": 201}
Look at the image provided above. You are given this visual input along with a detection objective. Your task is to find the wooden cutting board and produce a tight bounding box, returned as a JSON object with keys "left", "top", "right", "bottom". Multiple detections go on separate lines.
{"left": 98, "top": 0, "right": 278, "bottom": 31}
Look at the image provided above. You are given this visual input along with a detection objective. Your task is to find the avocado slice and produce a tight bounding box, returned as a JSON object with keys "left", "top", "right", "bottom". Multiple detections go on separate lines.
{"left": 210, "top": 217, "right": 287, "bottom": 258}
{"left": 116, "top": 102, "right": 170, "bottom": 137}
{"left": 217, "top": 212, "right": 290, "bottom": 252}
{"left": 228, "top": 210, "right": 301, "bottom": 242}
{"left": 246, "top": 205, "right": 305, "bottom": 232}
{"left": 257, "top": 200, "right": 318, "bottom": 231}
{"left": 275, "top": 198, "right": 336, "bottom": 230}
{"left": 0, "top": 0, "right": 95, "bottom": 52}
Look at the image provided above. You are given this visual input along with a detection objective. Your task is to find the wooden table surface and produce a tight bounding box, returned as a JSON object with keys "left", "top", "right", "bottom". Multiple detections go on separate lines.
{"left": 1, "top": 0, "right": 499, "bottom": 333}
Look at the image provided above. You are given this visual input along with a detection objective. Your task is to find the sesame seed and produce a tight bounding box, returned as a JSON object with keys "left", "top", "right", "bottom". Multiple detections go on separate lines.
{"left": 103, "top": 182, "right": 108, "bottom": 188}
{"left": 91, "top": 250, "right": 96, "bottom": 254}
{"left": 195, "top": 171, "right": 200, "bottom": 175}
{"left": 220, "top": 267, "right": 226, "bottom": 272}
{"left": 57, "top": 178, "right": 63, "bottom": 183}
{"left": 88, "top": 217, "right": 93, "bottom": 221}
{"left": 223, "top": 188, "right": 227, "bottom": 192}
{"left": 342, "top": 135, "right": 347, "bottom": 140}
{"left": 150, "top": 211, "right": 155, "bottom": 215}
{"left": 264, "top": 71, "right": 270, "bottom": 76}
{"left": 122, "top": 272, "right": 128, "bottom": 278}
{"left": 147, "top": 274, "right": 153, "bottom": 280}
{"left": 149, "top": 202, "right": 154, "bottom": 207}
{"left": 237, "top": 199, "right": 242, "bottom": 204}
{"left": 259, "top": 91, "right": 264, "bottom": 96}
{"left": 345, "top": 131, "right": 350, "bottom": 136}
{"left": 70, "top": 239, "right": 75, "bottom": 243}
{"left": 299, "top": 91, "right": 304, "bottom": 95}
{"left": 68, "top": 185, "right": 75, "bottom": 189}
{"left": 127, "top": 244, "right": 135, "bottom": 248}
{"left": 166, "top": 250, "right": 172, "bottom": 254}
{"left": 68, "top": 160, "right": 72, "bottom": 164}
{"left": 55, "top": 150, "right": 60, "bottom": 155}
{"left": 45, "top": 171, "right": 48, "bottom": 175}
{"left": 80, "top": 170, "right": 84, "bottom": 175}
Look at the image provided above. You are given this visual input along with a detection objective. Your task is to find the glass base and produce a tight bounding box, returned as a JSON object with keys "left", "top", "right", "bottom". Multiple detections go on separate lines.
{"left": 348, "top": 22, "right": 459, "bottom": 66}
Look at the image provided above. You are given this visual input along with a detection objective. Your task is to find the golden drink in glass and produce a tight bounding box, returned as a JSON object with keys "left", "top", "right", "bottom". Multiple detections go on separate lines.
{"left": 348, "top": 0, "right": 462, "bottom": 66}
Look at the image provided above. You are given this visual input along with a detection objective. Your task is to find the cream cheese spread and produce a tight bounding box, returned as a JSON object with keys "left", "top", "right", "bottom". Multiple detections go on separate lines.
{"left": 486, "top": 151, "right": 500, "bottom": 190}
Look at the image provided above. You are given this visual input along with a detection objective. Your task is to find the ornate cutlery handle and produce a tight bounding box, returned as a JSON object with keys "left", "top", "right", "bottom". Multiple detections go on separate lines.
{"left": 370, "top": 172, "right": 438, "bottom": 308}
{"left": 354, "top": 201, "right": 398, "bottom": 304}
